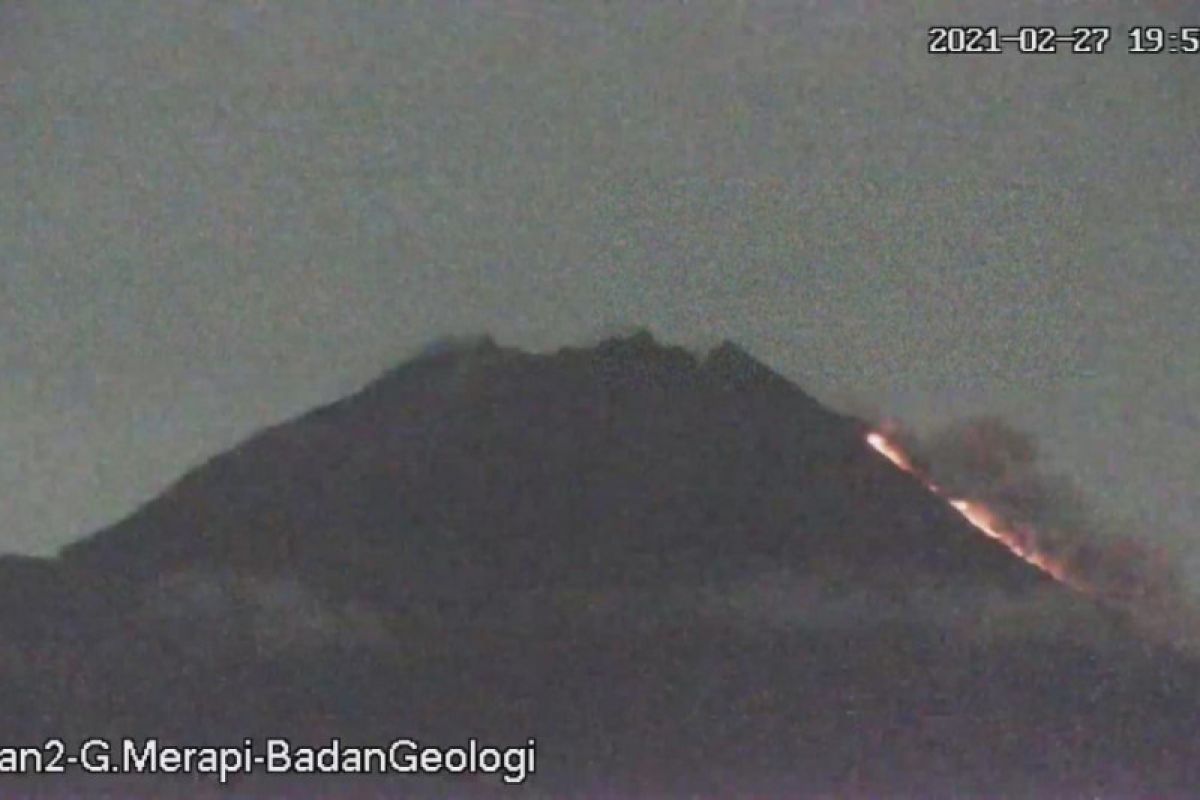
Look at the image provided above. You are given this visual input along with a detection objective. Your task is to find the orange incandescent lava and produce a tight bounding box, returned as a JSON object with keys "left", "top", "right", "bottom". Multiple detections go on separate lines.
{"left": 866, "top": 429, "right": 1089, "bottom": 593}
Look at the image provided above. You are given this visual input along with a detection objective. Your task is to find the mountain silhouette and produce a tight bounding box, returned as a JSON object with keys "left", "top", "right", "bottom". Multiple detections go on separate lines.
{"left": 3, "top": 331, "right": 1197, "bottom": 797}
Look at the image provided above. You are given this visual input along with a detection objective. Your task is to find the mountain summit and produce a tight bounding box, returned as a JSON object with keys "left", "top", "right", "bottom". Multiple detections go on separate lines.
{"left": 4, "top": 332, "right": 1199, "bottom": 797}
{"left": 59, "top": 332, "right": 1044, "bottom": 591}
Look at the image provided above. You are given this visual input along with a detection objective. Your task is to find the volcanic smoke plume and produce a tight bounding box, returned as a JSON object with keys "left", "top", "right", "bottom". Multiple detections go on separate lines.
{"left": 869, "top": 416, "right": 1196, "bottom": 648}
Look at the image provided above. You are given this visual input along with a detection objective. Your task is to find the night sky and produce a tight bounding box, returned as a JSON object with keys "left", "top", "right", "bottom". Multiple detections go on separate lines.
{"left": 3, "top": 2, "right": 1196, "bottom": 586}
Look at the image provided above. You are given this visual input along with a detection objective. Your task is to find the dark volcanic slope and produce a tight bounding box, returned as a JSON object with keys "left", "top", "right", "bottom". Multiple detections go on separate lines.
{"left": 61, "top": 332, "right": 1043, "bottom": 593}
{"left": 4, "top": 332, "right": 1199, "bottom": 798}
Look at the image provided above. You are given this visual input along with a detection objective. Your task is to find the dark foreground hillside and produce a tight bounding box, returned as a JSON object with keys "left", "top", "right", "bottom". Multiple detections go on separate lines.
{"left": 2, "top": 332, "right": 1197, "bottom": 798}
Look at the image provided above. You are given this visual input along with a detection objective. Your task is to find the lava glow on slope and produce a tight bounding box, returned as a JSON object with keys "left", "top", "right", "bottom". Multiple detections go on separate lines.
{"left": 866, "top": 430, "right": 1089, "bottom": 593}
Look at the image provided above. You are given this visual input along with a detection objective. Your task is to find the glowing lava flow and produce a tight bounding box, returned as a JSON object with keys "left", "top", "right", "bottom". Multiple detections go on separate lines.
{"left": 865, "top": 432, "right": 915, "bottom": 473}
{"left": 866, "top": 430, "right": 1089, "bottom": 593}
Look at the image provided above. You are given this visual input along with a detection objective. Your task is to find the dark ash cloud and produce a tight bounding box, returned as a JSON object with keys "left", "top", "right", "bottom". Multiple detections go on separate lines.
{"left": 883, "top": 415, "right": 1199, "bottom": 652}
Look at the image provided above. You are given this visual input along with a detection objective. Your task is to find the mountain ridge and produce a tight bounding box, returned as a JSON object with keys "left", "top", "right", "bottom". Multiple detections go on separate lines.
{"left": 56, "top": 331, "right": 1048, "bottom": 593}
{"left": 2, "top": 331, "right": 1197, "bottom": 797}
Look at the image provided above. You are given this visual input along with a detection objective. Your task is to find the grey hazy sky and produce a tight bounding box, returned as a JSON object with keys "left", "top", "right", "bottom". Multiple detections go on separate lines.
{"left": 2, "top": 2, "right": 1196, "bottom": 576}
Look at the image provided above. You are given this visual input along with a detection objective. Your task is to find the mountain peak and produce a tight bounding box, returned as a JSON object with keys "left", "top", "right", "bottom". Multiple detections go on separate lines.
{"left": 705, "top": 339, "right": 780, "bottom": 384}
{"left": 63, "top": 331, "right": 1042, "bottom": 591}
{"left": 16, "top": 331, "right": 1200, "bottom": 795}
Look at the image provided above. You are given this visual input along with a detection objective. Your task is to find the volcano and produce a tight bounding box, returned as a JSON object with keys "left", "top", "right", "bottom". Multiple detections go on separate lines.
{"left": 2, "top": 331, "right": 1198, "bottom": 797}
